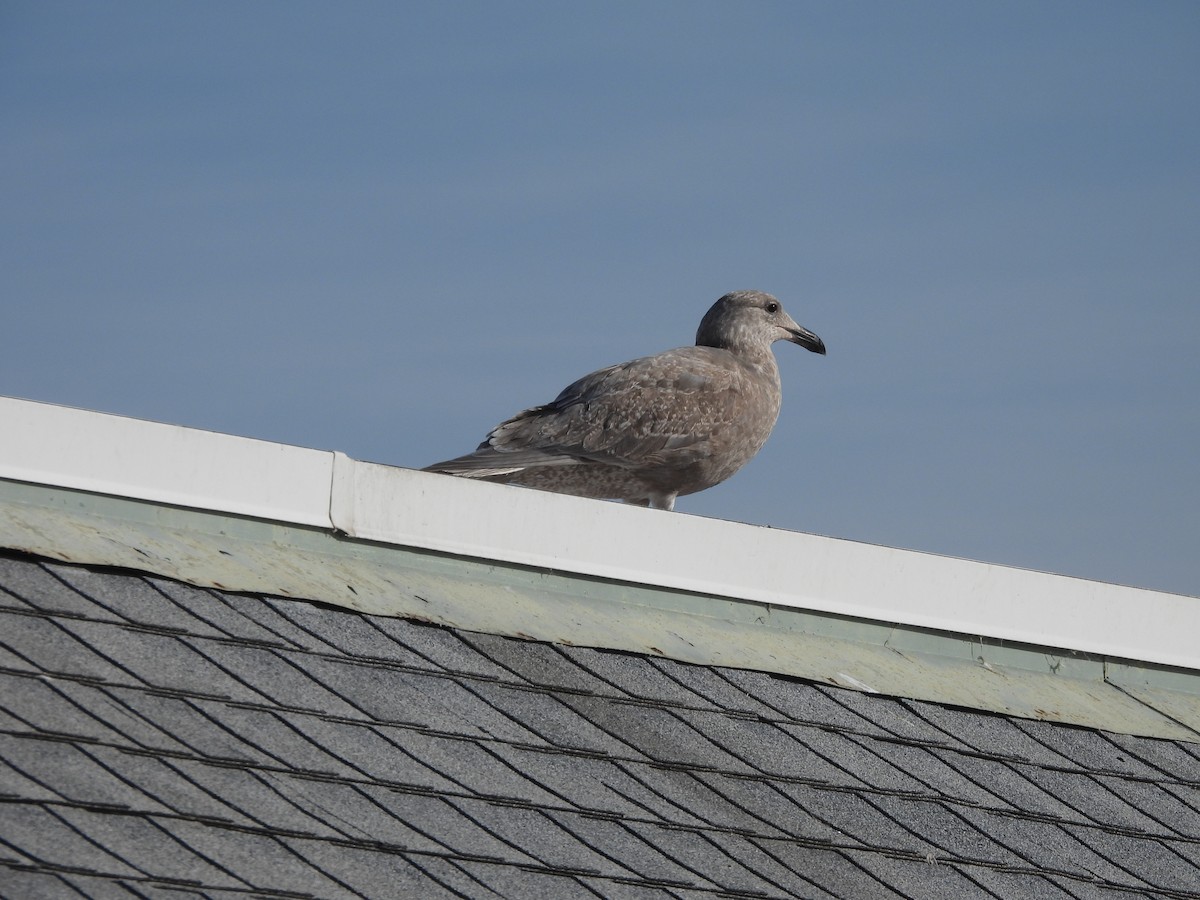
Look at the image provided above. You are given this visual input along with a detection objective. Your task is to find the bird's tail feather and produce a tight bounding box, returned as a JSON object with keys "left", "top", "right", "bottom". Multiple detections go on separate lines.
{"left": 422, "top": 446, "right": 581, "bottom": 479}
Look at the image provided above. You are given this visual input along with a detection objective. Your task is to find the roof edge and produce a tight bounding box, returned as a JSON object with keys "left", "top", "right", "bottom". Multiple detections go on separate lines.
{"left": 2, "top": 394, "right": 1198, "bottom": 672}
{"left": 2, "top": 479, "right": 1198, "bottom": 742}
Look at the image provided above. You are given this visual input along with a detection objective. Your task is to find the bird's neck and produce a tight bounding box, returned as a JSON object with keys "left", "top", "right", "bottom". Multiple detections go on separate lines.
{"left": 733, "top": 345, "right": 781, "bottom": 382}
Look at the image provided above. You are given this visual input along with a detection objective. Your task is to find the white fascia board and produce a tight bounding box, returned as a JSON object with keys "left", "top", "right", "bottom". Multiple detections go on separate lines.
{"left": 0, "top": 396, "right": 333, "bottom": 527}
{"left": 333, "top": 456, "right": 1200, "bottom": 670}
{"left": 3, "top": 395, "right": 1198, "bottom": 670}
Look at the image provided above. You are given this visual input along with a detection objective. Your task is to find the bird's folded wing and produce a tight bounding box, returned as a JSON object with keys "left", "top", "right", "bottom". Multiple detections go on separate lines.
{"left": 483, "top": 349, "right": 745, "bottom": 470}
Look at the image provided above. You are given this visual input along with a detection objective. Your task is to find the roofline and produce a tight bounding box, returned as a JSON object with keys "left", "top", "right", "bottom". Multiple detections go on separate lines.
{"left": 2, "top": 394, "right": 1197, "bottom": 671}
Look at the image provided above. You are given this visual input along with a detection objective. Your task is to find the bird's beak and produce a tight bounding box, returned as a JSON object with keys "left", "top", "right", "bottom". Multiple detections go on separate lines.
{"left": 786, "top": 324, "right": 826, "bottom": 355}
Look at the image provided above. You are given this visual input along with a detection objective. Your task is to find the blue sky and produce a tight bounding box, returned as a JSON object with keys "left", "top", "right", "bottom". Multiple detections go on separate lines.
{"left": 3, "top": 2, "right": 1198, "bottom": 596}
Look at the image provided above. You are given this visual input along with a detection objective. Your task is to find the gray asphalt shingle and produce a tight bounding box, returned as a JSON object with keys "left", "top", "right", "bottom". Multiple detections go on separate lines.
{"left": 185, "top": 699, "right": 354, "bottom": 777}
{"left": 282, "top": 716, "right": 460, "bottom": 790}
{"left": 47, "top": 565, "right": 227, "bottom": 637}
{"left": 149, "top": 817, "right": 361, "bottom": 898}
{"left": 83, "top": 745, "right": 246, "bottom": 824}
{"left": 193, "top": 642, "right": 364, "bottom": 717}
{"left": 2, "top": 869, "right": 98, "bottom": 899}
{"left": 650, "top": 660, "right": 783, "bottom": 718}
{"left": 101, "top": 690, "right": 274, "bottom": 766}
{"left": 561, "top": 646, "right": 722, "bottom": 709}
{"left": 281, "top": 838, "right": 467, "bottom": 899}
{"left": 2, "top": 803, "right": 144, "bottom": 879}
{"left": 51, "top": 621, "right": 262, "bottom": 702}
{"left": 373, "top": 615, "right": 512, "bottom": 679}
{"left": 484, "top": 743, "right": 674, "bottom": 821}
{"left": 457, "top": 631, "right": 615, "bottom": 694}
{"left": 0, "top": 611, "right": 130, "bottom": 683}
{"left": 928, "top": 749, "right": 1082, "bottom": 819}
{"left": 1107, "top": 729, "right": 1200, "bottom": 781}
{"left": 0, "top": 555, "right": 122, "bottom": 620}
{"left": 3, "top": 550, "right": 1199, "bottom": 900}
{"left": 468, "top": 680, "right": 642, "bottom": 756}
{"left": 277, "top": 779, "right": 450, "bottom": 851}
{"left": 146, "top": 578, "right": 290, "bottom": 646}
{"left": 756, "top": 840, "right": 907, "bottom": 899}
{"left": 0, "top": 735, "right": 161, "bottom": 813}
{"left": 556, "top": 696, "right": 752, "bottom": 771}
{"left": 216, "top": 592, "right": 345, "bottom": 652}
{"left": 691, "top": 771, "right": 845, "bottom": 843}
{"left": 4, "top": 676, "right": 129, "bottom": 745}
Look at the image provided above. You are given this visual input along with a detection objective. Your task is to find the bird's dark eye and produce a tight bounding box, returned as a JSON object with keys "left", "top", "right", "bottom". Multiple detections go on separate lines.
{"left": 765, "top": 302, "right": 779, "bottom": 314}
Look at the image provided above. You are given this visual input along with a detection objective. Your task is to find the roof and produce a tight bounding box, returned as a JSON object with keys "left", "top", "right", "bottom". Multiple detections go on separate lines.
{"left": 2, "top": 396, "right": 1197, "bottom": 741}
{"left": 3, "top": 395, "right": 1198, "bottom": 670}
{"left": 4, "top": 550, "right": 1200, "bottom": 899}
{"left": 2, "top": 394, "right": 1200, "bottom": 898}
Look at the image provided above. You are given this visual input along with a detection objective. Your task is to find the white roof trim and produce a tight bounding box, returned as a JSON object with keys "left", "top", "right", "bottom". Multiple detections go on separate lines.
{"left": 3, "top": 394, "right": 1198, "bottom": 670}
{"left": 1, "top": 396, "right": 333, "bottom": 526}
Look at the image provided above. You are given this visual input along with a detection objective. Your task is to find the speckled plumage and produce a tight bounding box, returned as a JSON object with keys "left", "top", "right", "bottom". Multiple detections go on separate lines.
{"left": 423, "top": 290, "right": 825, "bottom": 510}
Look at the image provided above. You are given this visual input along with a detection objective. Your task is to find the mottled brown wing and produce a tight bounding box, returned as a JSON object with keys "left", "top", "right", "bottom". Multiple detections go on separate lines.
{"left": 484, "top": 347, "right": 745, "bottom": 470}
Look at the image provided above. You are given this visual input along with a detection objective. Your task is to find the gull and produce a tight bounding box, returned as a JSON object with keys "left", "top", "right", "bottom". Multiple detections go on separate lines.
{"left": 424, "top": 290, "right": 825, "bottom": 510}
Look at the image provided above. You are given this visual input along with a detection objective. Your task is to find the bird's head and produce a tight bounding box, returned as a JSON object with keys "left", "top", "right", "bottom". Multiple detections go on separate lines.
{"left": 696, "top": 290, "right": 826, "bottom": 356}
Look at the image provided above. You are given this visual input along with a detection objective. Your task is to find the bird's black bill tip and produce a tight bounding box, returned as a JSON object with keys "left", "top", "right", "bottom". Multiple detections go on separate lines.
{"left": 788, "top": 327, "right": 826, "bottom": 355}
